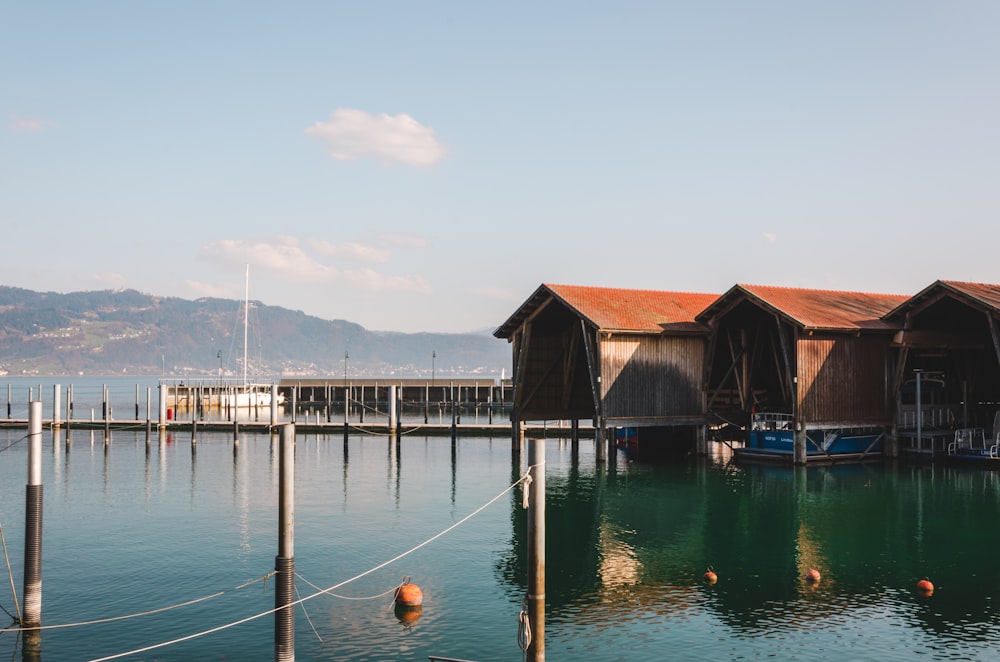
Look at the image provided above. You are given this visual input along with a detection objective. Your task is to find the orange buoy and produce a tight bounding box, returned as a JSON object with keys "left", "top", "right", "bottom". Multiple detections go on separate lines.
{"left": 805, "top": 568, "right": 821, "bottom": 583}
{"left": 395, "top": 581, "right": 423, "bottom": 608}
{"left": 916, "top": 578, "right": 934, "bottom": 595}
{"left": 703, "top": 567, "right": 717, "bottom": 585}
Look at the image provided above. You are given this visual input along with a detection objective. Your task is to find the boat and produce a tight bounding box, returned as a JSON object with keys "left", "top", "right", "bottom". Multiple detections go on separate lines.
{"left": 734, "top": 412, "right": 884, "bottom": 463}
{"left": 220, "top": 265, "right": 284, "bottom": 409}
{"left": 942, "top": 415, "right": 1000, "bottom": 467}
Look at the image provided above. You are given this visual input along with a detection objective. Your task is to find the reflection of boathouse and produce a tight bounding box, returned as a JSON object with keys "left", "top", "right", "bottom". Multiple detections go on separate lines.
{"left": 493, "top": 284, "right": 718, "bottom": 455}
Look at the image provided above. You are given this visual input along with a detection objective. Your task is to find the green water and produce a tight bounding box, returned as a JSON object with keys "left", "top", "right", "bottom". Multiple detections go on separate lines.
{"left": 1, "top": 407, "right": 1000, "bottom": 659}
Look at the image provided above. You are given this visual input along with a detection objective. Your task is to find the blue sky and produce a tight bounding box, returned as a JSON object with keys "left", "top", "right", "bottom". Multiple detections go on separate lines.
{"left": 3, "top": 2, "right": 997, "bottom": 333}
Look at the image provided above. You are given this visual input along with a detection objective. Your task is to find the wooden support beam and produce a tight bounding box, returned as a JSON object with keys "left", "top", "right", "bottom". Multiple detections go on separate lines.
{"left": 580, "top": 320, "right": 602, "bottom": 419}
{"left": 561, "top": 325, "right": 579, "bottom": 410}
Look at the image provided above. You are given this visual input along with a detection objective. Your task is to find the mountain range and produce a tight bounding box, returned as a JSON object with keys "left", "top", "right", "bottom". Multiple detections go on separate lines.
{"left": 0, "top": 286, "right": 512, "bottom": 379}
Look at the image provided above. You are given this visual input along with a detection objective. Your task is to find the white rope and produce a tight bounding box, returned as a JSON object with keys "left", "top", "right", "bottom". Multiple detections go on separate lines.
{"left": 0, "top": 573, "right": 274, "bottom": 634}
{"left": 89, "top": 464, "right": 543, "bottom": 662}
{"left": 295, "top": 573, "right": 401, "bottom": 602}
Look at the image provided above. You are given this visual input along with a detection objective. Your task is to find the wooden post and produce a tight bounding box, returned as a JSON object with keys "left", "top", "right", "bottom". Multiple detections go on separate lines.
{"left": 527, "top": 437, "right": 545, "bottom": 661}
{"left": 23, "top": 400, "right": 43, "bottom": 653}
{"left": 275, "top": 423, "right": 295, "bottom": 661}
{"left": 595, "top": 418, "right": 606, "bottom": 463}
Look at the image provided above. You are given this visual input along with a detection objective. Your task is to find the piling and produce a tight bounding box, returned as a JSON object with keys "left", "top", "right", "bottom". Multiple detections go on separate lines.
{"left": 158, "top": 384, "right": 166, "bottom": 428}
{"left": 275, "top": 423, "right": 295, "bottom": 661}
{"left": 23, "top": 400, "right": 44, "bottom": 653}
{"left": 388, "top": 385, "right": 398, "bottom": 434}
{"left": 527, "top": 437, "right": 546, "bottom": 661}
{"left": 52, "top": 384, "right": 61, "bottom": 428}
{"left": 270, "top": 383, "right": 279, "bottom": 427}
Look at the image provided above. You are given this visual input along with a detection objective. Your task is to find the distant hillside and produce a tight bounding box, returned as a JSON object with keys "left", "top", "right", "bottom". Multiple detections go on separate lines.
{"left": 0, "top": 286, "right": 511, "bottom": 378}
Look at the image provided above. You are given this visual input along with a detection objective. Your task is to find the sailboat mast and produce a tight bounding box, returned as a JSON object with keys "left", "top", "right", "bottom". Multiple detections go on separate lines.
{"left": 243, "top": 264, "right": 249, "bottom": 388}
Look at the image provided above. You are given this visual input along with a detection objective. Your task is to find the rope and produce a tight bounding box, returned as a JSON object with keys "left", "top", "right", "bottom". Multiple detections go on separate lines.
{"left": 518, "top": 593, "right": 532, "bottom": 659}
{"left": 88, "top": 465, "right": 543, "bottom": 661}
{"left": 0, "top": 520, "right": 20, "bottom": 624}
{"left": 0, "top": 572, "right": 275, "bottom": 634}
{"left": 295, "top": 573, "right": 402, "bottom": 602}
{"left": 294, "top": 583, "right": 323, "bottom": 644}
{"left": 0, "top": 433, "right": 29, "bottom": 455}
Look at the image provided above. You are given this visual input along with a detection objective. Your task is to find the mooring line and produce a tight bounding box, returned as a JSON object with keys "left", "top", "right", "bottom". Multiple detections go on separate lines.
{"left": 0, "top": 571, "right": 276, "bottom": 634}
{"left": 294, "top": 573, "right": 401, "bottom": 601}
{"left": 87, "top": 465, "right": 543, "bottom": 661}
{"left": 0, "top": 433, "right": 29, "bottom": 456}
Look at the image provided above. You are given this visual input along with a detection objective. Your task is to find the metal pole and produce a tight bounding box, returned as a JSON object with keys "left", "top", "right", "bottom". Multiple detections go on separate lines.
{"left": 275, "top": 423, "right": 295, "bottom": 661}
{"left": 53, "top": 384, "right": 61, "bottom": 428}
{"left": 271, "top": 383, "right": 279, "bottom": 428}
{"left": 159, "top": 383, "right": 167, "bottom": 428}
{"left": 388, "top": 385, "right": 398, "bottom": 434}
{"left": 23, "top": 400, "right": 44, "bottom": 652}
{"left": 527, "top": 437, "right": 545, "bottom": 661}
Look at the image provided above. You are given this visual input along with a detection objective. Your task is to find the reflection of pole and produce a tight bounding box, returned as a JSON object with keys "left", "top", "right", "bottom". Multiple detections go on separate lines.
{"left": 275, "top": 423, "right": 295, "bottom": 661}
{"left": 527, "top": 437, "right": 545, "bottom": 661}
{"left": 23, "top": 400, "right": 43, "bottom": 654}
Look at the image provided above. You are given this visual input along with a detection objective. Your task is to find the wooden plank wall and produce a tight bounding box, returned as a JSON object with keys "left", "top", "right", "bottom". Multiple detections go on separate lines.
{"left": 601, "top": 334, "right": 704, "bottom": 422}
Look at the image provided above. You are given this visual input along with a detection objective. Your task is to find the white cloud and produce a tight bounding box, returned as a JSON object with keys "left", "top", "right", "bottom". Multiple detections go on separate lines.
{"left": 306, "top": 108, "right": 448, "bottom": 167}
{"left": 763, "top": 232, "right": 778, "bottom": 244}
{"left": 8, "top": 117, "right": 45, "bottom": 133}
{"left": 313, "top": 239, "right": 390, "bottom": 263}
{"left": 344, "top": 267, "right": 431, "bottom": 293}
{"left": 198, "top": 236, "right": 430, "bottom": 293}
{"left": 381, "top": 232, "right": 428, "bottom": 248}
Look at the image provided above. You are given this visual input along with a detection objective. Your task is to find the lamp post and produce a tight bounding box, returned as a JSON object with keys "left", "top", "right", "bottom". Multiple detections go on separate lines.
{"left": 432, "top": 350, "right": 436, "bottom": 386}
{"left": 217, "top": 350, "right": 223, "bottom": 379}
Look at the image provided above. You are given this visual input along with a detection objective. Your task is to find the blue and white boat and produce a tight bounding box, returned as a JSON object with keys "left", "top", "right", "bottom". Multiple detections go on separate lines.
{"left": 943, "top": 425, "right": 1000, "bottom": 467}
{"left": 736, "top": 412, "right": 884, "bottom": 463}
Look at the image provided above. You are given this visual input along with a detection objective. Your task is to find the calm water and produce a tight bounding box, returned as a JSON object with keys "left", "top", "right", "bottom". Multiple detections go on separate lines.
{"left": 1, "top": 379, "right": 1000, "bottom": 660}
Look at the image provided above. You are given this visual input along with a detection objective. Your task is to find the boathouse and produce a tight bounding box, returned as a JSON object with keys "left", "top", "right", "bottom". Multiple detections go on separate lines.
{"left": 493, "top": 284, "right": 718, "bottom": 454}
{"left": 695, "top": 285, "right": 908, "bottom": 461}
{"left": 882, "top": 280, "right": 1000, "bottom": 452}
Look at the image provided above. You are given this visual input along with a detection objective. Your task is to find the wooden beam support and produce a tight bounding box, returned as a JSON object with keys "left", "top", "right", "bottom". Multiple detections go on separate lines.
{"left": 580, "top": 320, "right": 602, "bottom": 419}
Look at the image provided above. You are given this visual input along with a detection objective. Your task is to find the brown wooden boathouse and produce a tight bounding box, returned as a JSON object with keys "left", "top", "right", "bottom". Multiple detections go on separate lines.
{"left": 696, "top": 284, "right": 907, "bottom": 462}
{"left": 493, "top": 283, "right": 718, "bottom": 457}
{"left": 498, "top": 280, "right": 1000, "bottom": 464}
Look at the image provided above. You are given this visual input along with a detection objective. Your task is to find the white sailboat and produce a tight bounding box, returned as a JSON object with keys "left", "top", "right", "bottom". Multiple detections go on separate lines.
{"left": 221, "top": 265, "right": 283, "bottom": 409}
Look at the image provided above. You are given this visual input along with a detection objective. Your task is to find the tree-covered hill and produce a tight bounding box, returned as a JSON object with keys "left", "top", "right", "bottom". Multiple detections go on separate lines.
{"left": 0, "top": 286, "right": 511, "bottom": 378}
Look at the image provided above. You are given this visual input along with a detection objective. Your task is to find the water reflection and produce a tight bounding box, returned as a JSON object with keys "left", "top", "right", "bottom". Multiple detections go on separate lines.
{"left": 7, "top": 430, "right": 1000, "bottom": 660}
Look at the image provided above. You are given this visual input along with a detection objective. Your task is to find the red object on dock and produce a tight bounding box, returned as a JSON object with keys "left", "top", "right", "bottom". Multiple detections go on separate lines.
{"left": 167, "top": 407, "right": 173, "bottom": 420}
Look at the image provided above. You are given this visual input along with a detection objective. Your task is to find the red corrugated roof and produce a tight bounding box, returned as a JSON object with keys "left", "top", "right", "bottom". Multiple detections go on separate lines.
{"left": 545, "top": 284, "right": 718, "bottom": 333}
{"left": 704, "top": 284, "right": 908, "bottom": 331}
{"left": 938, "top": 281, "right": 1000, "bottom": 311}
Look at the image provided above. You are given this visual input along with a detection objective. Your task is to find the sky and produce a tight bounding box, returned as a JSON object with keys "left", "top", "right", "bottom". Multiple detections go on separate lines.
{"left": 2, "top": 2, "right": 998, "bottom": 333}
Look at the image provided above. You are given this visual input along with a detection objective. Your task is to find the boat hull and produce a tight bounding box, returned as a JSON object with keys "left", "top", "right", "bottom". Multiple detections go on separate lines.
{"left": 736, "top": 428, "right": 884, "bottom": 463}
